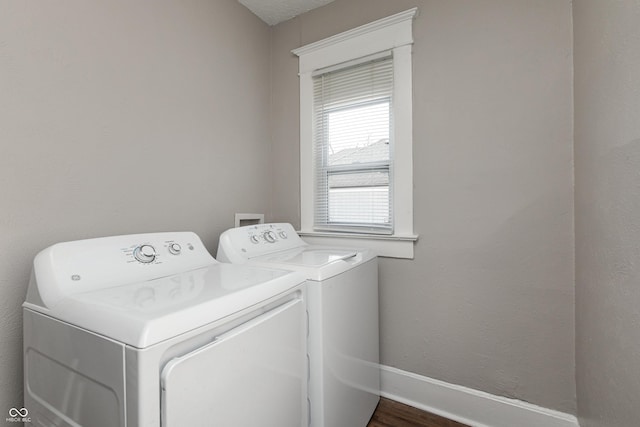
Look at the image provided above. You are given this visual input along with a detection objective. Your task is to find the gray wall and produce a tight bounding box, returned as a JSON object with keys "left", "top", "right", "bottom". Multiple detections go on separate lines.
{"left": 0, "top": 0, "right": 271, "bottom": 413}
{"left": 0, "top": 0, "right": 585, "bottom": 419}
{"left": 574, "top": 0, "right": 640, "bottom": 426}
{"left": 271, "top": 0, "right": 576, "bottom": 413}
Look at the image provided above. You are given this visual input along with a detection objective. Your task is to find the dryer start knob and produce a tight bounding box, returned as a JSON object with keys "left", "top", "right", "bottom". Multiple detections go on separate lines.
{"left": 134, "top": 244, "right": 156, "bottom": 263}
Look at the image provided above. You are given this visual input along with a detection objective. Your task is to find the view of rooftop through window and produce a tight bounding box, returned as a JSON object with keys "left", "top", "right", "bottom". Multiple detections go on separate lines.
{"left": 325, "top": 100, "right": 391, "bottom": 226}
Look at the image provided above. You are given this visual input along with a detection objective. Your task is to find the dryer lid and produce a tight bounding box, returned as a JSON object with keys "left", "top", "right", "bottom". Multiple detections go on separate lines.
{"left": 25, "top": 263, "right": 305, "bottom": 348}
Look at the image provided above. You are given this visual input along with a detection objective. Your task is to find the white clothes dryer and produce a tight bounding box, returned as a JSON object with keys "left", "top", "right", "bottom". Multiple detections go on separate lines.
{"left": 217, "top": 223, "right": 380, "bottom": 427}
{"left": 23, "top": 232, "right": 307, "bottom": 427}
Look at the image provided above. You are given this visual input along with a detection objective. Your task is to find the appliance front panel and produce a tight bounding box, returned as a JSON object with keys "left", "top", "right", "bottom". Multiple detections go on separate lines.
{"left": 161, "top": 298, "right": 307, "bottom": 427}
{"left": 23, "top": 310, "right": 126, "bottom": 427}
{"left": 310, "top": 258, "right": 380, "bottom": 427}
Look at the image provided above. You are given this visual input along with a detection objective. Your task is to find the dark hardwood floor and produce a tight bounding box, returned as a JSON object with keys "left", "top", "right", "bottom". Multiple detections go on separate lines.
{"left": 368, "top": 398, "right": 469, "bottom": 427}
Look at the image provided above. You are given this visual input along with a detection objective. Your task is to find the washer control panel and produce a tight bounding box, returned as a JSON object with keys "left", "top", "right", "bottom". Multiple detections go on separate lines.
{"left": 217, "top": 223, "right": 305, "bottom": 263}
{"left": 245, "top": 224, "right": 293, "bottom": 247}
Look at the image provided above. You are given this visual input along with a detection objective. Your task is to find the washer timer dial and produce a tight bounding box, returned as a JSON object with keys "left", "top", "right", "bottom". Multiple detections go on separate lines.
{"left": 134, "top": 244, "right": 156, "bottom": 263}
{"left": 263, "top": 231, "right": 277, "bottom": 243}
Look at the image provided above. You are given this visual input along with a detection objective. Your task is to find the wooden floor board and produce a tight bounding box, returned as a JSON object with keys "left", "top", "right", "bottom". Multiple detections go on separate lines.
{"left": 367, "top": 398, "right": 469, "bottom": 427}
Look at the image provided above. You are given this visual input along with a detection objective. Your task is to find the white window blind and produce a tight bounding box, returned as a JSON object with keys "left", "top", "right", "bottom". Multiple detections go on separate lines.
{"left": 312, "top": 55, "right": 394, "bottom": 234}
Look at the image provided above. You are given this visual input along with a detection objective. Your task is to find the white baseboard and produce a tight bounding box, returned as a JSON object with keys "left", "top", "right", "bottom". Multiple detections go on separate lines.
{"left": 380, "top": 365, "right": 579, "bottom": 427}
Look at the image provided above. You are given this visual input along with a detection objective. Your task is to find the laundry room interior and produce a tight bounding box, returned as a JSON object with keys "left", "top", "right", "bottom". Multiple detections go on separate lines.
{"left": 1, "top": 1, "right": 639, "bottom": 427}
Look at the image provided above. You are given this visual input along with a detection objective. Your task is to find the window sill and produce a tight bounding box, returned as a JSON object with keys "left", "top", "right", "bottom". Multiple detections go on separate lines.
{"left": 297, "top": 231, "right": 418, "bottom": 259}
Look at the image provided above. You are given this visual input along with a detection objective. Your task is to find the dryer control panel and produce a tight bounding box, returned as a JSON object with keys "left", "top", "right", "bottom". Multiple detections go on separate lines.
{"left": 27, "top": 232, "right": 217, "bottom": 310}
{"left": 217, "top": 223, "right": 306, "bottom": 263}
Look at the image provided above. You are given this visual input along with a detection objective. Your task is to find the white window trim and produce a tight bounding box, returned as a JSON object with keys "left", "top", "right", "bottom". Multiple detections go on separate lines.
{"left": 293, "top": 8, "right": 418, "bottom": 259}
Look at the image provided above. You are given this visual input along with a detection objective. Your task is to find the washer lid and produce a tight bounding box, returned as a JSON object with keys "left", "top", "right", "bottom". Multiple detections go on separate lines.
{"left": 261, "top": 248, "right": 358, "bottom": 267}
{"left": 250, "top": 245, "right": 375, "bottom": 281}
{"left": 25, "top": 263, "right": 305, "bottom": 349}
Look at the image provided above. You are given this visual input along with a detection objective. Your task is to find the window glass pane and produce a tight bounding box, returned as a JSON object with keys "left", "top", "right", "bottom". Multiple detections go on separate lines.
{"left": 328, "top": 171, "right": 390, "bottom": 226}
{"left": 327, "top": 102, "right": 390, "bottom": 166}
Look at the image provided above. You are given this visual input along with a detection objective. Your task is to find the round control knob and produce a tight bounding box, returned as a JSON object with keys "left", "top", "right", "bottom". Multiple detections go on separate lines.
{"left": 134, "top": 244, "right": 156, "bottom": 263}
{"left": 250, "top": 235, "right": 260, "bottom": 244}
{"left": 168, "top": 243, "right": 182, "bottom": 255}
{"left": 263, "top": 231, "right": 277, "bottom": 243}
{"left": 279, "top": 231, "right": 288, "bottom": 239}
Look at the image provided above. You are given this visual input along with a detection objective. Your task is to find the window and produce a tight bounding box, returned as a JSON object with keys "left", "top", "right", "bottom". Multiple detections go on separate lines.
{"left": 293, "top": 8, "right": 418, "bottom": 258}
{"left": 313, "top": 55, "right": 393, "bottom": 234}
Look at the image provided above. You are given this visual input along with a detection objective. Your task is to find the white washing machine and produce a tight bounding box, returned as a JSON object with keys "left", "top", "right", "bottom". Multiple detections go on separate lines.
{"left": 217, "top": 223, "right": 380, "bottom": 427}
{"left": 23, "top": 231, "right": 308, "bottom": 427}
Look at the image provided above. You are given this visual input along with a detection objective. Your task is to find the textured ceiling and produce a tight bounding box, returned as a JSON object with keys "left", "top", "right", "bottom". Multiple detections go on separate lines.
{"left": 238, "top": 0, "right": 336, "bottom": 26}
